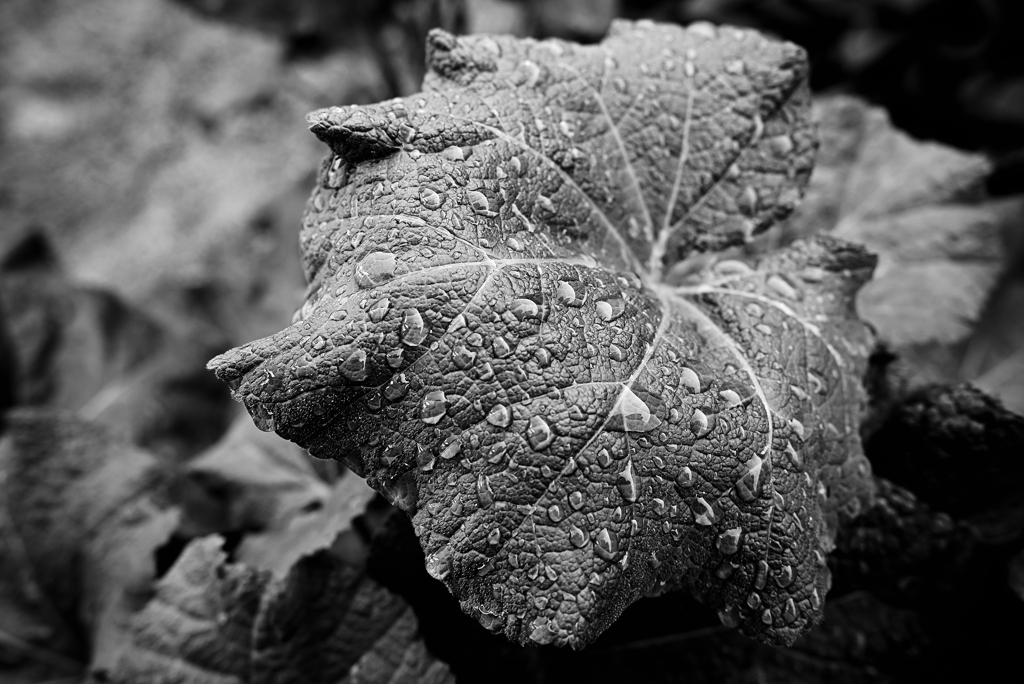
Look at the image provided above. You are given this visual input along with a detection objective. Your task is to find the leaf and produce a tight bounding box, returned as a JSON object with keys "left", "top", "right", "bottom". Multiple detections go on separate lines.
{"left": 178, "top": 413, "right": 332, "bottom": 538}
{"left": 0, "top": 409, "right": 178, "bottom": 681}
{"left": 208, "top": 20, "right": 876, "bottom": 648}
{"left": 95, "top": 536, "right": 453, "bottom": 684}
{"left": 769, "top": 95, "right": 1024, "bottom": 348}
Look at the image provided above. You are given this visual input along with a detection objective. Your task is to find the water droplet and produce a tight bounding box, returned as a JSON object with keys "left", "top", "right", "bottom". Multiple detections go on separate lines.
{"left": 595, "top": 528, "right": 618, "bottom": 560}
{"left": 735, "top": 455, "right": 764, "bottom": 502}
{"left": 789, "top": 418, "right": 805, "bottom": 439}
{"left": 486, "top": 403, "right": 512, "bottom": 427}
{"left": 355, "top": 252, "right": 397, "bottom": 289}
{"left": 492, "top": 336, "right": 512, "bottom": 358}
{"left": 510, "top": 298, "right": 539, "bottom": 321}
{"left": 811, "top": 587, "right": 821, "bottom": 610}
{"left": 747, "top": 592, "right": 762, "bottom": 610}
{"left": 675, "top": 466, "right": 694, "bottom": 488}
{"left": 452, "top": 345, "right": 477, "bottom": 370}
{"left": 421, "top": 390, "right": 447, "bottom": 424}
{"left": 737, "top": 186, "right": 758, "bottom": 216}
{"left": 693, "top": 497, "right": 717, "bottom": 526}
{"left": 467, "top": 190, "right": 492, "bottom": 215}
{"left": 535, "top": 348, "right": 551, "bottom": 367}
{"left": 367, "top": 298, "right": 391, "bottom": 323}
{"left": 527, "top": 415, "right": 554, "bottom": 450}
{"left": 547, "top": 503, "right": 564, "bottom": 522}
{"left": 383, "top": 373, "right": 409, "bottom": 401}
{"left": 418, "top": 186, "right": 443, "bottom": 209}
{"left": 416, "top": 444, "right": 435, "bottom": 472}
{"left": 595, "top": 297, "right": 626, "bottom": 322}
{"left": 690, "top": 409, "right": 710, "bottom": 436}
{"left": 761, "top": 609, "right": 773, "bottom": 626}
{"left": 487, "top": 527, "right": 501, "bottom": 545}
{"left": 718, "top": 389, "right": 741, "bottom": 408}
{"left": 386, "top": 348, "right": 404, "bottom": 368}
{"left": 607, "top": 387, "right": 662, "bottom": 432}
{"left": 555, "top": 280, "right": 586, "bottom": 307}
{"left": 251, "top": 402, "right": 275, "bottom": 432}
{"left": 680, "top": 367, "right": 701, "bottom": 393}
{"left": 439, "top": 434, "right": 462, "bottom": 460}
{"left": 718, "top": 606, "right": 739, "bottom": 628}
{"left": 508, "top": 156, "right": 525, "bottom": 176}
{"left": 401, "top": 308, "right": 429, "bottom": 346}
{"left": 616, "top": 461, "right": 638, "bottom": 503}
{"left": 477, "top": 474, "right": 495, "bottom": 507}
{"left": 425, "top": 547, "right": 452, "bottom": 580}
{"left": 768, "top": 134, "right": 794, "bottom": 156}
{"left": 505, "top": 236, "right": 524, "bottom": 251}
{"left": 569, "top": 525, "right": 587, "bottom": 548}
{"left": 568, "top": 491, "right": 584, "bottom": 509}
{"left": 717, "top": 527, "right": 743, "bottom": 555}
{"left": 311, "top": 336, "right": 326, "bottom": 351}
{"left": 341, "top": 349, "right": 370, "bottom": 381}
{"left": 608, "top": 343, "right": 627, "bottom": 362}
{"left": 383, "top": 471, "right": 418, "bottom": 511}
{"left": 724, "top": 59, "right": 745, "bottom": 75}
{"left": 777, "top": 564, "right": 794, "bottom": 588}
{"left": 783, "top": 598, "right": 798, "bottom": 623}
{"left": 754, "top": 560, "right": 769, "bottom": 590}
{"left": 767, "top": 274, "right": 799, "bottom": 300}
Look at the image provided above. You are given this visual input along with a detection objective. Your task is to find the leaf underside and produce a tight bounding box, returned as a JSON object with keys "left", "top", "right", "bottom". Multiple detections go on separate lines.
{"left": 209, "top": 20, "right": 876, "bottom": 648}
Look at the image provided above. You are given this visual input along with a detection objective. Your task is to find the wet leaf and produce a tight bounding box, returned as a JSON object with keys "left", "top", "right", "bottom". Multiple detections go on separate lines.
{"left": 209, "top": 21, "right": 876, "bottom": 647}
{"left": 0, "top": 409, "right": 178, "bottom": 681}
{"left": 771, "top": 95, "right": 1024, "bottom": 348}
{"left": 95, "top": 536, "right": 453, "bottom": 684}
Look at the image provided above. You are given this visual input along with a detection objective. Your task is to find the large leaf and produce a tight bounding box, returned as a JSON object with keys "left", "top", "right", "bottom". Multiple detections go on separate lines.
{"left": 209, "top": 20, "right": 876, "bottom": 647}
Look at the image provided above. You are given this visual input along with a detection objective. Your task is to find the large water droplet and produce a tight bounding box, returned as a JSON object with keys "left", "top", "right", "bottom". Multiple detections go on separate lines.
{"left": 492, "top": 336, "right": 512, "bottom": 358}
{"left": 680, "top": 367, "right": 701, "bottom": 393}
{"left": 607, "top": 386, "right": 662, "bottom": 432}
{"left": 595, "top": 297, "right": 626, "bottom": 322}
{"left": 569, "top": 525, "right": 588, "bottom": 548}
{"left": 452, "top": 345, "right": 477, "bottom": 370}
{"left": 341, "top": 349, "right": 370, "bottom": 382}
{"left": 251, "top": 402, "right": 275, "bottom": 432}
{"left": 383, "top": 471, "right": 418, "bottom": 512}
{"left": 528, "top": 617, "right": 555, "bottom": 645}
{"left": 487, "top": 527, "right": 501, "bottom": 545}
{"left": 738, "top": 186, "right": 758, "bottom": 216}
{"left": 777, "top": 564, "right": 794, "bottom": 588}
{"left": 767, "top": 274, "right": 799, "bottom": 300}
{"left": 735, "top": 455, "right": 764, "bottom": 502}
{"left": 547, "top": 503, "right": 563, "bottom": 522}
{"left": 690, "top": 408, "right": 710, "bottom": 436}
{"left": 783, "top": 598, "right": 798, "bottom": 623}
{"left": 568, "top": 491, "right": 584, "bottom": 509}
{"left": 386, "top": 348, "right": 404, "bottom": 368}
{"left": 597, "top": 448, "right": 613, "bottom": 468}
{"left": 555, "top": 280, "right": 585, "bottom": 307}
{"left": 439, "top": 434, "right": 462, "bottom": 460}
{"left": 401, "top": 308, "right": 429, "bottom": 346}
{"left": 527, "top": 415, "right": 554, "bottom": 450}
{"left": 425, "top": 547, "right": 452, "bottom": 580}
{"left": 675, "top": 466, "right": 694, "bottom": 488}
{"left": 486, "top": 403, "right": 512, "bottom": 428}
{"left": 418, "top": 186, "right": 443, "bottom": 209}
{"left": 616, "top": 461, "right": 638, "bottom": 503}
{"left": 754, "top": 560, "right": 769, "bottom": 590}
{"left": 416, "top": 444, "right": 435, "bottom": 472}
{"left": 421, "top": 390, "right": 447, "bottom": 424}
{"left": 383, "top": 373, "right": 409, "bottom": 401}
{"left": 595, "top": 528, "right": 619, "bottom": 561}
{"left": 510, "top": 297, "right": 540, "bottom": 321}
{"left": 477, "top": 474, "right": 495, "bottom": 507}
{"left": 693, "top": 497, "right": 717, "bottom": 526}
{"left": 355, "top": 252, "right": 397, "bottom": 289}
{"left": 608, "top": 343, "right": 626, "bottom": 362}
{"left": 466, "top": 190, "right": 492, "bottom": 215}
{"left": 368, "top": 298, "right": 391, "bottom": 322}
{"left": 717, "top": 527, "right": 742, "bottom": 555}
{"left": 719, "top": 389, "right": 742, "bottom": 408}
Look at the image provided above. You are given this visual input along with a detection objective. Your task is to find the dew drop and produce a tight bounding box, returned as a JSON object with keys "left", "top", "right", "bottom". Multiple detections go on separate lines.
{"left": 555, "top": 279, "right": 586, "bottom": 307}
{"left": 401, "top": 308, "right": 429, "bottom": 346}
{"left": 738, "top": 186, "right": 758, "bottom": 216}
{"left": 251, "top": 402, "right": 275, "bottom": 432}
{"left": 505, "top": 236, "right": 523, "bottom": 251}
{"left": 597, "top": 448, "right": 613, "bottom": 468}
{"left": 487, "top": 527, "right": 501, "bottom": 545}
{"left": 690, "top": 409, "right": 710, "bottom": 436}
{"left": 439, "top": 434, "right": 462, "bottom": 460}
{"left": 595, "top": 528, "right": 618, "bottom": 560}
{"left": 425, "top": 547, "right": 452, "bottom": 580}
{"left": 675, "top": 466, "right": 694, "bottom": 488}
{"left": 767, "top": 274, "right": 799, "bottom": 300}
{"left": 735, "top": 455, "right": 764, "bottom": 502}
{"left": 386, "top": 348, "right": 404, "bottom": 368}
{"left": 747, "top": 592, "right": 762, "bottom": 610}
{"left": 527, "top": 415, "right": 554, "bottom": 450}
{"left": 383, "top": 373, "right": 409, "bottom": 401}
{"left": 768, "top": 134, "right": 794, "bottom": 156}
{"left": 693, "top": 497, "right": 717, "bottom": 526}
{"left": 680, "top": 367, "right": 701, "bottom": 393}
{"left": 418, "top": 186, "right": 443, "bottom": 209}
{"left": 354, "top": 252, "right": 397, "bottom": 289}
{"left": 477, "top": 474, "right": 495, "bottom": 508}
{"left": 367, "top": 298, "right": 391, "bottom": 322}
{"left": 467, "top": 190, "right": 492, "bottom": 215}
{"left": 595, "top": 297, "right": 626, "bottom": 322}
{"left": 452, "top": 345, "right": 477, "bottom": 370}
{"left": 568, "top": 491, "right": 584, "bottom": 509}
{"left": 616, "top": 461, "right": 638, "bottom": 503}
{"left": 719, "top": 389, "right": 742, "bottom": 407}
{"left": 724, "top": 59, "right": 745, "bottom": 75}
{"left": 608, "top": 343, "right": 627, "bottom": 362}
{"left": 754, "top": 560, "right": 769, "bottom": 590}
{"left": 341, "top": 349, "right": 370, "bottom": 382}
{"left": 486, "top": 403, "right": 512, "bottom": 428}
{"left": 509, "top": 297, "right": 540, "bottom": 321}
{"left": 783, "top": 598, "right": 798, "bottom": 623}
{"left": 607, "top": 387, "right": 662, "bottom": 432}
{"left": 777, "top": 564, "right": 794, "bottom": 588}
{"left": 492, "top": 336, "right": 512, "bottom": 358}
{"left": 547, "top": 503, "right": 564, "bottom": 522}
{"left": 717, "top": 527, "right": 743, "bottom": 555}
{"left": 761, "top": 609, "right": 773, "bottom": 626}
{"left": 569, "top": 525, "right": 588, "bottom": 548}
{"left": 420, "top": 390, "right": 447, "bottom": 424}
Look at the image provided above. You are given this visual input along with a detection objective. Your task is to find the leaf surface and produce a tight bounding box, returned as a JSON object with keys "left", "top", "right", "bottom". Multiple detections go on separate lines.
{"left": 97, "top": 536, "right": 453, "bottom": 684}
{"left": 209, "top": 20, "right": 876, "bottom": 647}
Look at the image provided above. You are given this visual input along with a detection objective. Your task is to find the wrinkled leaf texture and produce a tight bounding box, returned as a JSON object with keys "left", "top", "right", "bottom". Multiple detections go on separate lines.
{"left": 210, "top": 20, "right": 876, "bottom": 648}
